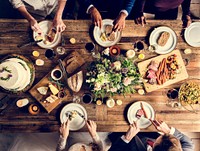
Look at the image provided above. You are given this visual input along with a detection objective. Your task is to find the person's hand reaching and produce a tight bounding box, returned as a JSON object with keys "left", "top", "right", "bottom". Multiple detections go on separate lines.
{"left": 182, "top": 15, "right": 192, "bottom": 28}
{"left": 89, "top": 7, "right": 102, "bottom": 28}
{"left": 60, "top": 119, "right": 70, "bottom": 139}
{"left": 124, "top": 121, "right": 140, "bottom": 141}
{"left": 113, "top": 12, "right": 127, "bottom": 31}
{"left": 152, "top": 120, "right": 171, "bottom": 134}
{"left": 53, "top": 17, "right": 66, "bottom": 32}
{"left": 134, "top": 13, "right": 146, "bottom": 27}
{"left": 29, "top": 18, "right": 42, "bottom": 34}
{"left": 86, "top": 120, "right": 97, "bottom": 138}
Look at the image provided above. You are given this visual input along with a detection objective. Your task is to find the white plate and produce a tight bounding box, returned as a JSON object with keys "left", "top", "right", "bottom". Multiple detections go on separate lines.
{"left": 33, "top": 20, "right": 61, "bottom": 49}
{"left": 184, "top": 22, "right": 200, "bottom": 47}
{"left": 60, "top": 103, "right": 87, "bottom": 131}
{"left": 127, "top": 101, "right": 155, "bottom": 129}
{"left": 93, "top": 19, "right": 122, "bottom": 47}
{"left": 149, "top": 26, "right": 177, "bottom": 54}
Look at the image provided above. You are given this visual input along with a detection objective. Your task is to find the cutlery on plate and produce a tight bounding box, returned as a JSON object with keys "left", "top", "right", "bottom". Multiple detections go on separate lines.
{"left": 17, "top": 39, "right": 43, "bottom": 48}
{"left": 140, "top": 102, "right": 148, "bottom": 119}
{"left": 73, "top": 110, "right": 86, "bottom": 120}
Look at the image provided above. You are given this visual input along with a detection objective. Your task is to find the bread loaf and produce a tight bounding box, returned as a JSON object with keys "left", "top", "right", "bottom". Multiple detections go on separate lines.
{"left": 67, "top": 71, "right": 83, "bottom": 92}
{"left": 157, "top": 31, "right": 170, "bottom": 46}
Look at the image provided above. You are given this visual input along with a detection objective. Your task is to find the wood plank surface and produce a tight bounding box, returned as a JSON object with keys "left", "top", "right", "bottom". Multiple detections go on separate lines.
{"left": 0, "top": 19, "right": 200, "bottom": 132}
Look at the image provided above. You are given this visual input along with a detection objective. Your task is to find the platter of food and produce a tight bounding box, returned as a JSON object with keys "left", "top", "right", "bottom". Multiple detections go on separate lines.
{"left": 127, "top": 101, "right": 155, "bottom": 129}
{"left": 93, "top": 19, "right": 122, "bottom": 47}
{"left": 137, "top": 49, "right": 188, "bottom": 92}
{"left": 29, "top": 51, "right": 85, "bottom": 113}
{"left": 33, "top": 20, "right": 61, "bottom": 48}
{"left": 179, "top": 81, "right": 200, "bottom": 107}
{"left": 184, "top": 22, "right": 200, "bottom": 47}
{"left": 149, "top": 26, "right": 177, "bottom": 54}
{"left": 60, "top": 103, "right": 87, "bottom": 131}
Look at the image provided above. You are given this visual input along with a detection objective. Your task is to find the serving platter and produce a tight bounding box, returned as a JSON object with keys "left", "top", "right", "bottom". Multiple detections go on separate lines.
{"left": 93, "top": 19, "right": 122, "bottom": 47}
{"left": 137, "top": 49, "right": 188, "bottom": 92}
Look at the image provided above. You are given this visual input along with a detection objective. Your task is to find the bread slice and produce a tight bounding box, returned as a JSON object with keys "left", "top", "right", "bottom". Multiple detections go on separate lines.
{"left": 157, "top": 31, "right": 170, "bottom": 46}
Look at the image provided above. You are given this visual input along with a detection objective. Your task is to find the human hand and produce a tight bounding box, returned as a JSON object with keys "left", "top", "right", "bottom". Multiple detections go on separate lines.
{"left": 89, "top": 7, "right": 102, "bottom": 28}
{"left": 135, "top": 14, "right": 146, "bottom": 27}
{"left": 124, "top": 121, "right": 140, "bottom": 141}
{"left": 59, "top": 119, "right": 70, "bottom": 139}
{"left": 113, "top": 12, "right": 127, "bottom": 31}
{"left": 53, "top": 17, "right": 66, "bottom": 32}
{"left": 182, "top": 15, "right": 192, "bottom": 28}
{"left": 29, "top": 19, "right": 42, "bottom": 34}
{"left": 152, "top": 120, "right": 171, "bottom": 134}
{"left": 86, "top": 120, "right": 97, "bottom": 138}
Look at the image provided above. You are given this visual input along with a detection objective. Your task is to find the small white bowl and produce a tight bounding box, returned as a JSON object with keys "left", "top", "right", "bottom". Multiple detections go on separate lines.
{"left": 51, "top": 69, "right": 63, "bottom": 81}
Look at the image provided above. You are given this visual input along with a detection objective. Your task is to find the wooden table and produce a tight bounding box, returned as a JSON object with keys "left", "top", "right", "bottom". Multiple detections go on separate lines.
{"left": 0, "top": 19, "right": 200, "bottom": 132}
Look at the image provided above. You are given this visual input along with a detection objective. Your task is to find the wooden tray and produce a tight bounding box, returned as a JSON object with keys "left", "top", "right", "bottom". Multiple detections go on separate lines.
{"left": 137, "top": 49, "right": 188, "bottom": 92}
{"left": 29, "top": 51, "right": 85, "bottom": 113}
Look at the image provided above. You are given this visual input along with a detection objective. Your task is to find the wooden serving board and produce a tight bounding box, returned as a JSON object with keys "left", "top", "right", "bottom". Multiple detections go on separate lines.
{"left": 137, "top": 49, "right": 188, "bottom": 93}
{"left": 29, "top": 51, "right": 85, "bottom": 113}
{"left": 29, "top": 64, "right": 71, "bottom": 113}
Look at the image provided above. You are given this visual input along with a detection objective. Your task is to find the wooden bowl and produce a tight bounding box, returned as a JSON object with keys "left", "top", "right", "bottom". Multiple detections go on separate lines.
{"left": 109, "top": 46, "right": 120, "bottom": 56}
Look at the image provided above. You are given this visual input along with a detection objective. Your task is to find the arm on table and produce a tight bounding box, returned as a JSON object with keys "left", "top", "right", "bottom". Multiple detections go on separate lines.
{"left": 133, "top": 0, "right": 147, "bottom": 26}
{"left": 181, "top": 0, "right": 192, "bottom": 28}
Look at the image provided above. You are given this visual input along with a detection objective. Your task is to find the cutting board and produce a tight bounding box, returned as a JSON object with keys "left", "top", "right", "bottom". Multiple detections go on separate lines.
{"left": 137, "top": 49, "right": 188, "bottom": 93}
{"left": 29, "top": 51, "right": 85, "bottom": 113}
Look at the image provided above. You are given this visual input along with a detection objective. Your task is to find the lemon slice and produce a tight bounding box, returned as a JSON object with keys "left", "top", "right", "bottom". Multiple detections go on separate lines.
{"left": 106, "top": 98, "right": 115, "bottom": 108}
{"left": 32, "top": 51, "right": 40, "bottom": 57}
{"left": 138, "top": 89, "right": 145, "bottom": 95}
{"left": 116, "top": 99, "right": 122, "bottom": 105}
{"left": 184, "top": 48, "right": 192, "bottom": 54}
{"left": 96, "top": 100, "right": 102, "bottom": 105}
{"left": 35, "top": 59, "right": 44, "bottom": 66}
{"left": 138, "top": 54, "right": 145, "bottom": 59}
{"left": 69, "top": 38, "right": 76, "bottom": 44}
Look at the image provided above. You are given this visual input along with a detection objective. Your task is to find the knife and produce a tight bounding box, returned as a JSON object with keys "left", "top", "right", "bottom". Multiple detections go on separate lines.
{"left": 18, "top": 39, "right": 43, "bottom": 48}
{"left": 140, "top": 102, "right": 148, "bottom": 119}
{"left": 75, "top": 110, "right": 86, "bottom": 120}
{"left": 58, "top": 59, "right": 73, "bottom": 96}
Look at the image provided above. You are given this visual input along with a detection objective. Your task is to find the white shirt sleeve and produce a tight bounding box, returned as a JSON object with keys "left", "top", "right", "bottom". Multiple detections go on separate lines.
{"left": 9, "top": 0, "right": 25, "bottom": 9}
{"left": 121, "top": 135, "right": 130, "bottom": 143}
{"left": 120, "top": 10, "right": 128, "bottom": 17}
{"left": 86, "top": 4, "right": 94, "bottom": 14}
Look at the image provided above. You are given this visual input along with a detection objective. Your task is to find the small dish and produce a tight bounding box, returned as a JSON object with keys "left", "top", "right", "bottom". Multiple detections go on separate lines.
{"left": 109, "top": 46, "right": 120, "bottom": 56}
{"left": 51, "top": 69, "right": 63, "bottom": 81}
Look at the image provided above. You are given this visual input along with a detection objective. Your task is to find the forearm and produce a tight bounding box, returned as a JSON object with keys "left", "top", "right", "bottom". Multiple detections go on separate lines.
{"left": 122, "top": 0, "right": 136, "bottom": 15}
{"left": 17, "top": 6, "right": 35, "bottom": 22}
{"left": 55, "top": 0, "right": 67, "bottom": 19}
{"left": 181, "top": 0, "right": 191, "bottom": 16}
{"left": 92, "top": 134, "right": 104, "bottom": 151}
{"left": 56, "top": 136, "right": 68, "bottom": 151}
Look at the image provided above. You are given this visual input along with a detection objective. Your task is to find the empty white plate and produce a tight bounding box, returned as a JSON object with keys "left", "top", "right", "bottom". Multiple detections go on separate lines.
{"left": 184, "top": 22, "right": 200, "bottom": 47}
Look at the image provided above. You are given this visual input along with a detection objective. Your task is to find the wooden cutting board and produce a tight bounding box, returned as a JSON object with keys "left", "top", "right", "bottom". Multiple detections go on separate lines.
{"left": 29, "top": 51, "right": 85, "bottom": 113}
{"left": 137, "top": 49, "right": 188, "bottom": 93}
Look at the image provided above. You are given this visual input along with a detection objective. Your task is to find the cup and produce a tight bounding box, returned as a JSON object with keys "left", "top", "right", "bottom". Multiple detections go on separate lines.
{"left": 167, "top": 89, "right": 179, "bottom": 100}
{"left": 45, "top": 49, "right": 56, "bottom": 60}
{"left": 56, "top": 46, "right": 65, "bottom": 55}
{"left": 51, "top": 69, "right": 63, "bottom": 81}
{"left": 82, "top": 93, "right": 93, "bottom": 104}
{"left": 134, "top": 41, "right": 147, "bottom": 52}
{"left": 85, "top": 42, "right": 95, "bottom": 52}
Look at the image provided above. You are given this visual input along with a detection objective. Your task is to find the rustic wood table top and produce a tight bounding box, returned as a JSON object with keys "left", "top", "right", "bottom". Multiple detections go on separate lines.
{"left": 0, "top": 19, "right": 200, "bottom": 132}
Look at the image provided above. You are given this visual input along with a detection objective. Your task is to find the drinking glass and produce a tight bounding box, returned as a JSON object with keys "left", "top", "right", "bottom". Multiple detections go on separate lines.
{"left": 82, "top": 93, "right": 93, "bottom": 104}
{"left": 45, "top": 49, "right": 56, "bottom": 60}
{"left": 72, "top": 95, "right": 80, "bottom": 103}
{"left": 166, "top": 89, "right": 181, "bottom": 108}
{"left": 85, "top": 42, "right": 100, "bottom": 59}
